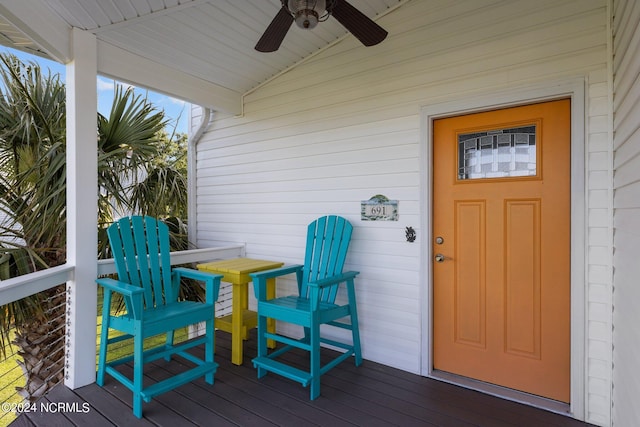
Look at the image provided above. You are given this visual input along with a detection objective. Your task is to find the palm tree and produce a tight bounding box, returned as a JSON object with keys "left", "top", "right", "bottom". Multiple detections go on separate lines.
{"left": 0, "top": 53, "right": 188, "bottom": 401}
{"left": 0, "top": 53, "right": 70, "bottom": 401}
{"left": 0, "top": 54, "right": 67, "bottom": 272}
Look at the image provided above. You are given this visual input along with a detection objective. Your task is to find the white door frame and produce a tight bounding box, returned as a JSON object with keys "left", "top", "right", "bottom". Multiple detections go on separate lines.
{"left": 419, "top": 77, "right": 586, "bottom": 420}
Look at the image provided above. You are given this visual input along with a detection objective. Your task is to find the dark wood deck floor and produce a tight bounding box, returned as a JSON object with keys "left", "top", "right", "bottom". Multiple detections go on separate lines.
{"left": 11, "top": 330, "right": 593, "bottom": 427}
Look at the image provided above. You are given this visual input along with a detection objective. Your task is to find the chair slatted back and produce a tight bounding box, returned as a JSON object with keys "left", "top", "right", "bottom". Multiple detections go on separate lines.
{"left": 107, "top": 216, "right": 175, "bottom": 309}
{"left": 301, "top": 215, "right": 353, "bottom": 302}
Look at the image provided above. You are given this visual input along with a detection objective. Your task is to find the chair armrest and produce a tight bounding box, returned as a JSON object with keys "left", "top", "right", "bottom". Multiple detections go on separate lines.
{"left": 308, "top": 271, "right": 360, "bottom": 310}
{"left": 307, "top": 271, "right": 360, "bottom": 289}
{"left": 96, "top": 277, "right": 144, "bottom": 319}
{"left": 96, "top": 277, "right": 144, "bottom": 297}
{"left": 250, "top": 264, "right": 303, "bottom": 281}
{"left": 173, "top": 267, "right": 223, "bottom": 304}
{"left": 250, "top": 264, "right": 303, "bottom": 300}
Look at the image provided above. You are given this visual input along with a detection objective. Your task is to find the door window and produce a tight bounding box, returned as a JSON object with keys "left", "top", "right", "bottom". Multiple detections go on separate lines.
{"left": 458, "top": 125, "right": 536, "bottom": 180}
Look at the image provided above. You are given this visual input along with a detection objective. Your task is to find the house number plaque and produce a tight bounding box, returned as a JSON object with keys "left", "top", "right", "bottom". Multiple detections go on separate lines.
{"left": 361, "top": 194, "right": 398, "bottom": 221}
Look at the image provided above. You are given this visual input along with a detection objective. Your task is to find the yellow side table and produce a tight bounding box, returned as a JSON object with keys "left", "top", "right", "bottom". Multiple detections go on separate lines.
{"left": 198, "top": 258, "right": 283, "bottom": 365}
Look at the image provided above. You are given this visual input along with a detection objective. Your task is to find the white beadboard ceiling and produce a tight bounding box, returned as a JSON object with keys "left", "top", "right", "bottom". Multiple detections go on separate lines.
{"left": 0, "top": 0, "right": 403, "bottom": 104}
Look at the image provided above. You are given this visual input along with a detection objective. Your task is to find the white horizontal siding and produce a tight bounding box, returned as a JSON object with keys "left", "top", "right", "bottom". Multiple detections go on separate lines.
{"left": 612, "top": 0, "right": 640, "bottom": 426}
{"left": 195, "top": 0, "right": 612, "bottom": 423}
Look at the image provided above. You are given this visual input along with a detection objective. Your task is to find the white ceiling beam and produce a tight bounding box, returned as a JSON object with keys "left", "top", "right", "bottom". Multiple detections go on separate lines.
{"left": 0, "top": 0, "right": 71, "bottom": 62}
{"left": 97, "top": 39, "right": 242, "bottom": 115}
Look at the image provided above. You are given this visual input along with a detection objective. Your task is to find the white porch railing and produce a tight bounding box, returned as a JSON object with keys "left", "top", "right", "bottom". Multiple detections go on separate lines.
{"left": 0, "top": 264, "right": 74, "bottom": 307}
{"left": 0, "top": 245, "right": 245, "bottom": 306}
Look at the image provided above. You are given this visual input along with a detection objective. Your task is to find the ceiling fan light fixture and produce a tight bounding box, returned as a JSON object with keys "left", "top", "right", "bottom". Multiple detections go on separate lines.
{"left": 288, "top": 0, "right": 326, "bottom": 29}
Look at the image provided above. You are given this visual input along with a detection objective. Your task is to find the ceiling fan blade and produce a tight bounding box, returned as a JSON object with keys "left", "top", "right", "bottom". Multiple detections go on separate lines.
{"left": 255, "top": 7, "right": 294, "bottom": 52}
{"left": 330, "top": 0, "right": 388, "bottom": 47}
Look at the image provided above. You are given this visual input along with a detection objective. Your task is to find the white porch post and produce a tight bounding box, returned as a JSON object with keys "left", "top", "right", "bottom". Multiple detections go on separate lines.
{"left": 65, "top": 27, "right": 98, "bottom": 388}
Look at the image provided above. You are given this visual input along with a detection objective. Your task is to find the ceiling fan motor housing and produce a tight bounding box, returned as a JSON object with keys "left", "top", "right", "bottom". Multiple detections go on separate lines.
{"left": 288, "top": 0, "right": 326, "bottom": 29}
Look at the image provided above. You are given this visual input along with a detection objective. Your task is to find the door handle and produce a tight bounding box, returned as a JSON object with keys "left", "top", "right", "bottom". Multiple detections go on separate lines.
{"left": 434, "top": 253, "right": 446, "bottom": 263}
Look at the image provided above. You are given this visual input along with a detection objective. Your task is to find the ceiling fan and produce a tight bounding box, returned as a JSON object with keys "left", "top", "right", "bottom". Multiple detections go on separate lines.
{"left": 255, "top": 0, "right": 388, "bottom": 52}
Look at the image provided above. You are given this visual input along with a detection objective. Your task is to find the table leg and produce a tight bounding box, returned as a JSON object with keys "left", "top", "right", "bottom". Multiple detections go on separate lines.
{"left": 231, "top": 282, "right": 245, "bottom": 365}
{"left": 240, "top": 280, "right": 249, "bottom": 340}
{"left": 266, "top": 277, "right": 276, "bottom": 349}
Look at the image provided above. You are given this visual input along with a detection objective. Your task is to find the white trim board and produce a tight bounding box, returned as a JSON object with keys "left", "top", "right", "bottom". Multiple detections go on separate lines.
{"left": 419, "top": 77, "right": 587, "bottom": 421}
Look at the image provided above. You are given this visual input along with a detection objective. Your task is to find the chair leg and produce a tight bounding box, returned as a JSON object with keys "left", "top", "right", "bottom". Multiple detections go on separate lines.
{"left": 164, "top": 330, "right": 175, "bottom": 362}
{"left": 97, "top": 291, "right": 112, "bottom": 387}
{"left": 347, "top": 281, "right": 363, "bottom": 366}
{"left": 256, "top": 314, "right": 268, "bottom": 378}
{"left": 350, "top": 311, "right": 362, "bottom": 367}
{"left": 96, "top": 318, "right": 109, "bottom": 386}
{"left": 132, "top": 331, "right": 144, "bottom": 418}
{"left": 302, "top": 327, "right": 311, "bottom": 345}
{"left": 205, "top": 317, "right": 215, "bottom": 384}
{"left": 310, "top": 321, "right": 321, "bottom": 400}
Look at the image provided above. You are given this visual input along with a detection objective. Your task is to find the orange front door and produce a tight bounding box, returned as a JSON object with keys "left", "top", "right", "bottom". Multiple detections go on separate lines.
{"left": 432, "top": 99, "right": 571, "bottom": 402}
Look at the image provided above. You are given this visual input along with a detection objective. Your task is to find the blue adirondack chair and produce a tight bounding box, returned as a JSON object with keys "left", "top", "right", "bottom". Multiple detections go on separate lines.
{"left": 250, "top": 215, "right": 362, "bottom": 399}
{"left": 96, "top": 216, "right": 223, "bottom": 418}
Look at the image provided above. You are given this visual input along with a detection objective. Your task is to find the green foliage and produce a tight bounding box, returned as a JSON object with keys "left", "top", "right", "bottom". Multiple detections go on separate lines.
{"left": 97, "top": 84, "right": 167, "bottom": 223}
{"left": 0, "top": 54, "right": 67, "bottom": 273}
{"left": 97, "top": 86, "right": 190, "bottom": 256}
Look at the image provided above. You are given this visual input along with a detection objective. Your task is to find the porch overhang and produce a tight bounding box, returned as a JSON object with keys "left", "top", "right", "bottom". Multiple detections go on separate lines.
{"left": 0, "top": 0, "right": 404, "bottom": 117}
{"left": 0, "top": 0, "right": 243, "bottom": 115}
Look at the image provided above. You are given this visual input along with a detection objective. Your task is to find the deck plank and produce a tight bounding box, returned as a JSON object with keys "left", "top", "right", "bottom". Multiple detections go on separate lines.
{"left": 20, "top": 400, "right": 70, "bottom": 427}
{"left": 5, "top": 416, "right": 34, "bottom": 427}
{"left": 41, "top": 384, "right": 114, "bottom": 427}
{"left": 11, "top": 329, "right": 595, "bottom": 427}
{"left": 162, "top": 360, "right": 328, "bottom": 426}
{"left": 244, "top": 335, "right": 587, "bottom": 427}
{"left": 73, "top": 380, "right": 154, "bottom": 426}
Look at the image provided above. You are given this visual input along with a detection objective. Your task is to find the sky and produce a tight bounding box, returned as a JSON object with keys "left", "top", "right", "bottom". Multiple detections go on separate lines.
{"left": 0, "top": 46, "right": 189, "bottom": 134}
